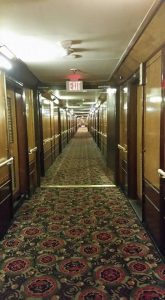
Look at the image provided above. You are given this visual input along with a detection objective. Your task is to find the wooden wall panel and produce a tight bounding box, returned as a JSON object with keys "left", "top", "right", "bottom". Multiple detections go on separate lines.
{"left": 15, "top": 91, "right": 29, "bottom": 196}
{"left": 0, "top": 72, "right": 9, "bottom": 185}
{"left": 54, "top": 106, "right": 60, "bottom": 158}
{"left": 137, "top": 86, "right": 143, "bottom": 201}
{"left": 41, "top": 100, "right": 52, "bottom": 171}
{"left": 42, "top": 102, "right": 51, "bottom": 141}
{"left": 144, "top": 179, "right": 161, "bottom": 247}
{"left": 6, "top": 87, "right": 20, "bottom": 196}
{"left": 98, "top": 101, "right": 107, "bottom": 160}
{"left": 143, "top": 50, "right": 162, "bottom": 249}
{"left": 0, "top": 180, "right": 12, "bottom": 238}
{"left": 127, "top": 83, "right": 137, "bottom": 198}
{"left": 0, "top": 72, "right": 13, "bottom": 237}
{"left": 107, "top": 91, "right": 117, "bottom": 182}
{"left": 25, "top": 88, "right": 37, "bottom": 191}
{"left": 119, "top": 87, "right": 128, "bottom": 193}
{"left": 144, "top": 51, "right": 161, "bottom": 189}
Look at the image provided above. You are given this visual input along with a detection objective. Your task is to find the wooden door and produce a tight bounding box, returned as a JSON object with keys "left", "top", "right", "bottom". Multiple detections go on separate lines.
{"left": 54, "top": 106, "right": 60, "bottom": 157}
{"left": 50, "top": 101, "right": 55, "bottom": 161}
{"left": 102, "top": 101, "right": 107, "bottom": 160}
{"left": 6, "top": 87, "right": 20, "bottom": 199}
{"left": 143, "top": 50, "right": 165, "bottom": 253}
{"left": 25, "top": 88, "right": 37, "bottom": 193}
{"left": 107, "top": 89, "right": 117, "bottom": 183}
{"left": 41, "top": 99, "right": 52, "bottom": 171}
{"left": 118, "top": 86, "right": 128, "bottom": 194}
{"left": 137, "top": 85, "right": 143, "bottom": 202}
{"left": 15, "top": 90, "right": 29, "bottom": 198}
{"left": 0, "top": 71, "right": 13, "bottom": 237}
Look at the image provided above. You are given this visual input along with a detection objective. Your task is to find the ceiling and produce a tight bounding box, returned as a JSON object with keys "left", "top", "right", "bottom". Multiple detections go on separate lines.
{"left": 0, "top": 0, "right": 157, "bottom": 116}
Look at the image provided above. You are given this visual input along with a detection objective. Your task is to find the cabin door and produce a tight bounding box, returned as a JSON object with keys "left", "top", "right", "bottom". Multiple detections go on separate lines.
{"left": 137, "top": 85, "right": 143, "bottom": 203}
{"left": 143, "top": 50, "right": 165, "bottom": 254}
{"left": 6, "top": 87, "right": 20, "bottom": 199}
{"left": 0, "top": 72, "right": 13, "bottom": 236}
{"left": 6, "top": 85, "right": 29, "bottom": 202}
{"left": 118, "top": 86, "right": 128, "bottom": 194}
{"left": 25, "top": 89, "right": 38, "bottom": 193}
{"left": 15, "top": 89, "right": 29, "bottom": 198}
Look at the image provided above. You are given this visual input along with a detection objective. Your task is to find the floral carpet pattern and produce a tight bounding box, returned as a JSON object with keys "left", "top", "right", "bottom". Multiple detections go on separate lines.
{"left": 0, "top": 129, "right": 165, "bottom": 299}
{"left": 41, "top": 128, "right": 112, "bottom": 185}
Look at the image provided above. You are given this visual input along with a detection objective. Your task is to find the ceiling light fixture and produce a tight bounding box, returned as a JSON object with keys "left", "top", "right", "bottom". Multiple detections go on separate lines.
{"left": 0, "top": 45, "right": 15, "bottom": 59}
{"left": 0, "top": 54, "right": 12, "bottom": 70}
{"left": 54, "top": 98, "right": 59, "bottom": 105}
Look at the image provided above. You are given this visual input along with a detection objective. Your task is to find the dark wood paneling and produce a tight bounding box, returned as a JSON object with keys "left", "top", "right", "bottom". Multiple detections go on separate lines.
{"left": 0, "top": 179, "right": 12, "bottom": 238}
{"left": 7, "top": 59, "right": 39, "bottom": 88}
{"left": 115, "top": 89, "right": 120, "bottom": 185}
{"left": 29, "top": 160, "right": 37, "bottom": 193}
{"left": 121, "top": 160, "right": 128, "bottom": 194}
{"left": 107, "top": 92, "right": 117, "bottom": 183}
{"left": 33, "top": 90, "right": 41, "bottom": 185}
{"left": 55, "top": 137, "right": 60, "bottom": 158}
{"left": 15, "top": 91, "right": 29, "bottom": 197}
{"left": 160, "top": 47, "right": 165, "bottom": 254}
{"left": 143, "top": 179, "right": 161, "bottom": 247}
{"left": 44, "top": 147, "right": 52, "bottom": 171}
{"left": 38, "top": 97, "right": 45, "bottom": 177}
{"left": 144, "top": 180, "right": 160, "bottom": 209}
{"left": 127, "top": 83, "right": 137, "bottom": 198}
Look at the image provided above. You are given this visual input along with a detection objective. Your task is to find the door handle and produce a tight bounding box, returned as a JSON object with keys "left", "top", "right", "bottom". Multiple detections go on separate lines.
{"left": 29, "top": 147, "right": 37, "bottom": 154}
{"left": 118, "top": 144, "right": 127, "bottom": 153}
{"left": 158, "top": 169, "right": 165, "bottom": 179}
{"left": 0, "top": 157, "right": 14, "bottom": 168}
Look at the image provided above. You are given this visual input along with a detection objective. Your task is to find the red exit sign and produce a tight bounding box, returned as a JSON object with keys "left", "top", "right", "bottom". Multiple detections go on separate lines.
{"left": 66, "top": 81, "right": 83, "bottom": 91}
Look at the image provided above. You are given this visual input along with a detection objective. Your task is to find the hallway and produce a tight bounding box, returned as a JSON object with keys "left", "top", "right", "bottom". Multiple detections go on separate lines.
{"left": 0, "top": 129, "right": 165, "bottom": 300}
{"left": 41, "top": 128, "right": 113, "bottom": 186}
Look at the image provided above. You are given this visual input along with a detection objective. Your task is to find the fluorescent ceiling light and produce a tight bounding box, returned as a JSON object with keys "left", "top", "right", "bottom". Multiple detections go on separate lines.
{"left": 0, "top": 45, "right": 15, "bottom": 59}
{"left": 54, "top": 99, "right": 59, "bottom": 105}
{"left": 107, "top": 88, "right": 117, "bottom": 94}
{"left": 0, "top": 30, "right": 69, "bottom": 63}
{"left": 54, "top": 90, "right": 60, "bottom": 98}
{"left": 123, "top": 87, "right": 128, "bottom": 93}
{"left": 0, "top": 54, "right": 12, "bottom": 70}
{"left": 82, "top": 102, "right": 96, "bottom": 105}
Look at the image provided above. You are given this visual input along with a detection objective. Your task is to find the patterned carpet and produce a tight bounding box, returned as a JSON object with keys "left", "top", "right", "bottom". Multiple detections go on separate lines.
{"left": 0, "top": 128, "right": 165, "bottom": 299}
{"left": 41, "top": 128, "right": 112, "bottom": 186}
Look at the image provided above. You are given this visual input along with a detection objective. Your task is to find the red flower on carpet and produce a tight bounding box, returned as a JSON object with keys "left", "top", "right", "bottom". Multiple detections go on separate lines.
{"left": 41, "top": 238, "right": 65, "bottom": 250}
{"left": 76, "top": 288, "right": 108, "bottom": 300}
{"left": 155, "top": 264, "right": 165, "bottom": 280}
{"left": 93, "top": 231, "right": 113, "bottom": 243}
{"left": 65, "top": 228, "right": 87, "bottom": 238}
{"left": 95, "top": 265, "right": 126, "bottom": 285}
{"left": 128, "top": 261, "right": 149, "bottom": 273}
{"left": 37, "top": 254, "right": 56, "bottom": 265}
{"left": 133, "top": 285, "right": 165, "bottom": 300}
{"left": 23, "top": 226, "right": 43, "bottom": 237}
{"left": 24, "top": 276, "right": 58, "bottom": 297}
{"left": 4, "top": 258, "right": 30, "bottom": 274}
{"left": 79, "top": 244, "right": 100, "bottom": 257}
{"left": 59, "top": 258, "right": 88, "bottom": 276}
{"left": 3, "top": 239, "right": 21, "bottom": 248}
{"left": 121, "top": 243, "right": 149, "bottom": 257}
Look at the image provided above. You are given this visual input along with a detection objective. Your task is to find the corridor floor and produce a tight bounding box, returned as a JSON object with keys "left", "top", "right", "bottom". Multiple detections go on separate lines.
{"left": 0, "top": 128, "right": 165, "bottom": 300}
